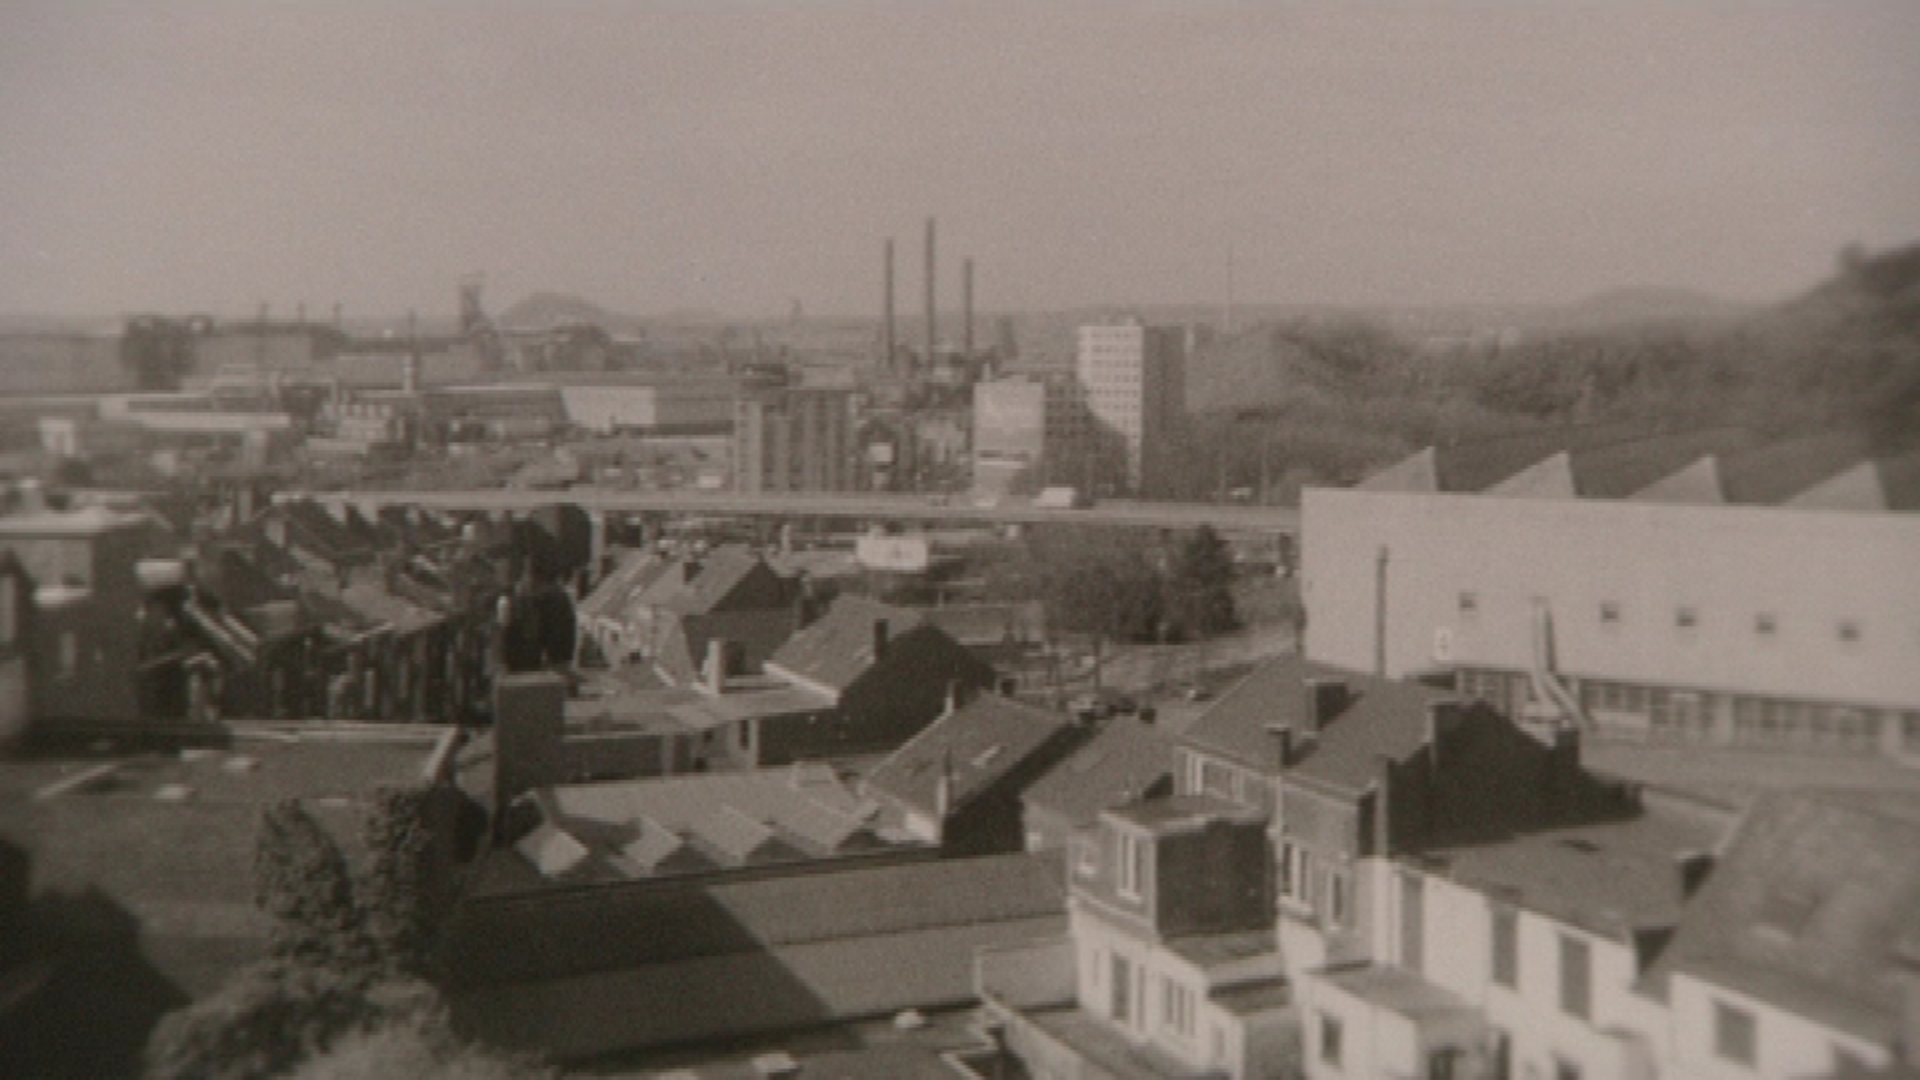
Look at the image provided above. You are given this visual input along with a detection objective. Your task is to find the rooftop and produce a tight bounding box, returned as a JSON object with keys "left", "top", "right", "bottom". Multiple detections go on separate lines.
{"left": 1425, "top": 806, "right": 1724, "bottom": 940}
{"left": 767, "top": 595, "right": 928, "bottom": 693}
{"left": 1181, "top": 655, "right": 1451, "bottom": 791}
{"left": 1104, "top": 792, "right": 1263, "bottom": 833}
{"left": 1644, "top": 791, "right": 1920, "bottom": 1045}
{"left": 863, "top": 693, "right": 1070, "bottom": 817}
{"left": 1022, "top": 715, "right": 1176, "bottom": 828}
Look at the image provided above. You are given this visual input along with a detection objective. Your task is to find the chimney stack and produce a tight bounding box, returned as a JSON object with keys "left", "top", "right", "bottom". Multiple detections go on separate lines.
{"left": 924, "top": 216, "right": 937, "bottom": 374}
{"left": 1304, "top": 677, "right": 1349, "bottom": 733}
{"left": 1674, "top": 851, "right": 1714, "bottom": 898}
{"left": 883, "top": 237, "right": 896, "bottom": 371}
{"left": 705, "top": 637, "right": 728, "bottom": 694}
{"left": 963, "top": 257, "right": 974, "bottom": 363}
{"left": 1372, "top": 753, "right": 1394, "bottom": 857}
{"left": 1425, "top": 698, "right": 1463, "bottom": 772}
{"left": 1263, "top": 723, "right": 1294, "bottom": 772}
{"left": 934, "top": 747, "right": 954, "bottom": 819}
{"left": 872, "top": 618, "right": 890, "bottom": 661}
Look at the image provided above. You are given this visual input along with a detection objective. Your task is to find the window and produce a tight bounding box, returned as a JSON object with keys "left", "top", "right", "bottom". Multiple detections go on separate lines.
{"left": 1458, "top": 591, "right": 1479, "bottom": 616}
{"left": 1117, "top": 831, "right": 1146, "bottom": 900}
{"left": 0, "top": 576, "right": 13, "bottom": 645}
{"left": 57, "top": 632, "right": 78, "bottom": 680}
{"left": 1278, "top": 840, "right": 1293, "bottom": 897}
{"left": 1161, "top": 976, "right": 1194, "bottom": 1038}
{"left": 1755, "top": 612, "right": 1776, "bottom": 636}
{"left": 1599, "top": 601, "right": 1620, "bottom": 625}
{"left": 1559, "top": 934, "right": 1591, "bottom": 1020}
{"left": 1074, "top": 835, "right": 1098, "bottom": 879}
{"left": 1329, "top": 872, "right": 1348, "bottom": 928}
{"left": 1320, "top": 1014, "right": 1343, "bottom": 1068}
{"left": 1839, "top": 620, "right": 1862, "bottom": 643}
{"left": 1676, "top": 606, "right": 1698, "bottom": 629}
{"left": 1714, "top": 1000, "right": 1757, "bottom": 1066}
{"left": 1554, "top": 1058, "right": 1582, "bottom": 1080}
{"left": 1491, "top": 906, "right": 1518, "bottom": 989}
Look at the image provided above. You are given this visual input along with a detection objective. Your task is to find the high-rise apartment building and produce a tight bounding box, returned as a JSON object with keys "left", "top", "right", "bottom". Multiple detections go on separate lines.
{"left": 1073, "top": 320, "right": 1186, "bottom": 496}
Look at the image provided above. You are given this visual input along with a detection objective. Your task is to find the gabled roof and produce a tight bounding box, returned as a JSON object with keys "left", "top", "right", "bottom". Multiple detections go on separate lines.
{"left": 1720, "top": 432, "right": 1873, "bottom": 506}
{"left": 1427, "top": 807, "right": 1722, "bottom": 942}
{"left": 576, "top": 548, "right": 670, "bottom": 623}
{"left": 536, "top": 766, "right": 892, "bottom": 875}
{"left": 1180, "top": 655, "right": 1451, "bottom": 791}
{"left": 1023, "top": 715, "right": 1175, "bottom": 827}
{"left": 767, "top": 595, "right": 928, "bottom": 693}
{"left": 665, "top": 545, "right": 787, "bottom": 615}
{"left": 1644, "top": 791, "right": 1920, "bottom": 1045}
{"left": 864, "top": 694, "right": 1069, "bottom": 817}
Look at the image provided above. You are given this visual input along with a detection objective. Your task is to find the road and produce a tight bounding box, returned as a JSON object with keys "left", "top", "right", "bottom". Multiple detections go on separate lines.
{"left": 302, "top": 486, "right": 1301, "bottom": 534}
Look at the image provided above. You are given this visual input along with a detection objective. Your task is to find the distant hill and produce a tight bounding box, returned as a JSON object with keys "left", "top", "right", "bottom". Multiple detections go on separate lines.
{"left": 496, "top": 291, "right": 637, "bottom": 334}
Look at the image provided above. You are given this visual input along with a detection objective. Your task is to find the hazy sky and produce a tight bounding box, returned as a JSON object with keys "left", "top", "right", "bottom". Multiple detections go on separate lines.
{"left": 3, "top": 1, "right": 1918, "bottom": 322}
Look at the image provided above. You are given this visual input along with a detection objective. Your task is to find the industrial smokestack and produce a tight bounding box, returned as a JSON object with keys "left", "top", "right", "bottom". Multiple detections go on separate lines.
{"left": 883, "top": 237, "right": 896, "bottom": 372}
{"left": 963, "top": 257, "right": 974, "bottom": 364}
{"left": 924, "top": 216, "right": 936, "bottom": 374}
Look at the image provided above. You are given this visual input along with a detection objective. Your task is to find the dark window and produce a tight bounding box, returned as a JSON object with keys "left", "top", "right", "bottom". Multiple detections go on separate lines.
{"left": 1320, "top": 1014, "right": 1343, "bottom": 1067}
{"left": 1599, "top": 601, "right": 1620, "bottom": 624}
{"left": 1676, "top": 606, "right": 1698, "bottom": 629}
{"left": 1458, "top": 591, "right": 1479, "bottom": 616}
{"left": 1555, "top": 1059, "right": 1582, "bottom": 1080}
{"left": 1839, "top": 620, "right": 1861, "bottom": 643}
{"left": 1714, "top": 1000, "right": 1757, "bottom": 1065}
{"left": 1559, "top": 934, "right": 1591, "bottom": 1020}
{"left": 1491, "top": 907, "right": 1518, "bottom": 989}
{"left": 1755, "top": 612, "right": 1776, "bottom": 635}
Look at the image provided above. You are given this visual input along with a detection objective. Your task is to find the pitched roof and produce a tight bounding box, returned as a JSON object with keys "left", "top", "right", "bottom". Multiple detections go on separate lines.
{"left": 1180, "top": 655, "right": 1451, "bottom": 790}
{"left": 576, "top": 548, "right": 670, "bottom": 623}
{"left": 1427, "top": 807, "right": 1722, "bottom": 941}
{"left": 1787, "top": 460, "right": 1890, "bottom": 513}
{"left": 1644, "top": 791, "right": 1920, "bottom": 1044}
{"left": 666, "top": 545, "right": 785, "bottom": 615}
{"left": 1483, "top": 451, "right": 1577, "bottom": 499}
{"left": 767, "top": 595, "right": 928, "bottom": 692}
{"left": 1023, "top": 716, "right": 1175, "bottom": 827}
{"left": 447, "top": 850, "right": 1067, "bottom": 984}
{"left": 534, "top": 767, "right": 892, "bottom": 875}
{"left": 1630, "top": 455, "right": 1725, "bottom": 504}
{"left": 1356, "top": 447, "right": 1439, "bottom": 493}
{"left": 863, "top": 694, "right": 1070, "bottom": 817}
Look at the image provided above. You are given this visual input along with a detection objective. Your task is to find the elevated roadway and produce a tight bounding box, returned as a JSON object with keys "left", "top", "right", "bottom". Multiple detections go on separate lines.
{"left": 302, "top": 487, "right": 1300, "bottom": 535}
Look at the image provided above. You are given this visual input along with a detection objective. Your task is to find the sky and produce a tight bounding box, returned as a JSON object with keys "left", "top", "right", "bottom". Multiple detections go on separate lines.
{"left": 3, "top": 1, "right": 1918, "bottom": 323}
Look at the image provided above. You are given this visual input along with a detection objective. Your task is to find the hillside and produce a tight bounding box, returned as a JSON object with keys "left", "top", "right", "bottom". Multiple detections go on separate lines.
{"left": 1172, "top": 241, "right": 1920, "bottom": 497}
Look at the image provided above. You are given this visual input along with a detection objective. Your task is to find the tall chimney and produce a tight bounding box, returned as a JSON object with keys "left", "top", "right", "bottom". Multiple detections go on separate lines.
{"left": 963, "top": 257, "right": 974, "bottom": 363}
{"left": 883, "top": 237, "right": 896, "bottom": 372}
{"left": 872, "top": 618, "right": 890, "bottom": 661}
{"left": 1372, "top": 753, "right": 1394, "bottom": 857}
{"left": 924, "top": 216, "right": 937, "bottom": 373}
{"left": 1374, "top": 546, "right": 1390, "bottom": 677}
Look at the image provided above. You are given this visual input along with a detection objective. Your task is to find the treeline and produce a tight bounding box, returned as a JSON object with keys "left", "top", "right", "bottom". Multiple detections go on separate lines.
{"left": 1172, "top": 241, "right": 1920, "bottom": 499}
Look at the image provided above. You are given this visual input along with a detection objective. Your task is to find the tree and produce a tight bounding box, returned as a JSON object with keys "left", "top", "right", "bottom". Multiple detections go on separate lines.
{"left": 254, "top": 800, "right": 364, "bottom": 969}
{"left": 1167, "top": 526, "right": 1238, "bottom": 639}
{"left": 359, "top": 786, "right": 446, "bottom": 979}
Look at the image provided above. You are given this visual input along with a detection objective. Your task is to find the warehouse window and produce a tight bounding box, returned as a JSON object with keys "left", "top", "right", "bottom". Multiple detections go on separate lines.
{"left": 1676, "top": 606, "right": 1698, "bottom": 629}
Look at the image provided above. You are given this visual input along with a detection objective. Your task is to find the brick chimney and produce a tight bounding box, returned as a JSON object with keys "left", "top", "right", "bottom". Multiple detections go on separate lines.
{"left": 1304, "top": 677, "right": 1349, "bottom": 733}
{"left": 704, "top": 637, "right": 729, "bottom": 695}
{"left": 1372, "top": 753, "right": 1394, "bottom": 858}
{"left": 1425, "top": 698, "right": 1463, "bottom": 773}
{"left": 1263, "top": 723, "right": 1294, "bottom": 772}
{"left": 1674, "top": 851, "right": 1714, "bottom": 899}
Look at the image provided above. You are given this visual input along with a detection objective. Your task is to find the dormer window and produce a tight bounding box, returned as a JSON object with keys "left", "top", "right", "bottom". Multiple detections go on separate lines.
{"left": 1116, "top": 831, "right": 1146, "bottom": 900}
